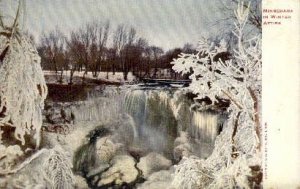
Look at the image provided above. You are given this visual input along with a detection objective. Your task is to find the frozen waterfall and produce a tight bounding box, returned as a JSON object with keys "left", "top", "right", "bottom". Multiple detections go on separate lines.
{"left": 67, "top": 86, "right": 224, "bottom": 157}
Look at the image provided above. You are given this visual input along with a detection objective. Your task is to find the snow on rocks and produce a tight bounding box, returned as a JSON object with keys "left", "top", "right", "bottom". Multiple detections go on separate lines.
{"left": 87, "top": 163, "right": 110, "bottom": 178}
{"left": 74, "top": 175, "right": 89, "bottom": 189}
{"left": 173, "top": 131, "right": 193, "bottom": 161}
{"left": 137, "top": 170, "right": 174, "bottom": 189}
{"left": 43, "top": 102, "right": 74, "bottom": 125}
{"left": 137, "top": 152, "right": 172, "bottom": 179}
{"left": 97, "top": 155, "right": 138, "bottom": 186}
{"left": 95, "top": 136, "right": 120, "bottom": 164}
{"left": 44, "top": 71, "right": 136, "bottom": 85}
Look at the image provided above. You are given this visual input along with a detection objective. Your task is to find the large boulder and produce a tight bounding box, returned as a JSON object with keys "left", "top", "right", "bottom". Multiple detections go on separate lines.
{"left": 137, "top": 152, "right": 172, "bottom": 179}
{"left": 95, "top": 136, "right": 121, "bottom": 164}
{"left": 173, "top": 143, "right": 193, "bottom": 162}
{"left": 43, "top": 102, "right": 74, "bottom": 124}
{"left": 97, "top": 155, "right": 138, "bottom": 187}
{"left": 74, "top": 175, "right": 89, "bottom": 189}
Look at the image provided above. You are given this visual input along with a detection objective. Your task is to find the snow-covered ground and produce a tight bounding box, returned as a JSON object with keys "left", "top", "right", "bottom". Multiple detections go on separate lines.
{"left": 43, "top": 70, "right": 136, "bottom": 84}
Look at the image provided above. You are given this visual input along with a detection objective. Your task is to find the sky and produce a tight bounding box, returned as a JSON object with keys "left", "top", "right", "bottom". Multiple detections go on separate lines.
{"left": 3, "top": 0, "right": 226, "bottom": 50}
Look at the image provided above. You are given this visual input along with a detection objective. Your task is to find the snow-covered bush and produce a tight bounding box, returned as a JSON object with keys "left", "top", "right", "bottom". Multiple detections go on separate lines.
{"left": 0, "top": 147, "right": 74, "bottom": 188}
{"left": 43, "top": 147, "right": 75, "bottom": 189}
{"left": 0, "top": 144, "right": 24, "bottom": 173}
{"left": 172, "top": 156, "right": 213, "bottom": 189}
{"left": 171, "top": 1, "right": 261, "bottom": 188}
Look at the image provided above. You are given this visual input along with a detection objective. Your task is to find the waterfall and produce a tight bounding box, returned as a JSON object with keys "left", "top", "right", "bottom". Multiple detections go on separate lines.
{"left": 126, "top": 115, "right": 139, "bottom": 141}
{"left": 124, "top": 89, "right": 147, "bottom": 127}
{"left": 191, "top": 112, "right": 220, "bottom": 142}
{"left": 68, "top": 86, "right": 224, "bottom": 156}
{"left": 70, "top": 87, "right": 124, "bottom": 124}
{"left": 69, "top": 86, "right": 228, "bottom": 188}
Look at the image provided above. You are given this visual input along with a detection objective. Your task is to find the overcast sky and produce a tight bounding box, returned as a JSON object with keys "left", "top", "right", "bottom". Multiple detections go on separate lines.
{"left": 3, "top": 0, "right": 226, "bottom": 50}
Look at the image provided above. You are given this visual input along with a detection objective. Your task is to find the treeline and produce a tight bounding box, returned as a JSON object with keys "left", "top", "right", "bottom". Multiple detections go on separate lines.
{"left": 38, "top": 21, "right": 196, "bottom": 84}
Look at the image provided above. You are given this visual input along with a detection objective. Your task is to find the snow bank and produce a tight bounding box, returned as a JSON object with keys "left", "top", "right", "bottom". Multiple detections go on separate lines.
{"left": 43, "top": 71, "right": 136, "bottom": 84}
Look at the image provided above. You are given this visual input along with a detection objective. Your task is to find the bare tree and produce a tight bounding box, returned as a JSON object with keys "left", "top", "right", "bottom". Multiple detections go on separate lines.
{"left": 149, "top": 46, "right": 163, "bottom": 78}
{"left": 66, "top": 31, "right": 84, "bottom": 84}
{"left": 106, "top": 47, "right": 117, "bottom": 75}
{"left": 113, "top": 25, "right": 126, "bottom": 78}
{"left": 40, "top": 28, "right": 67, "bottom": 83}
{"left": 113, "top": 24, "right": 127, "bottom": 57}
{"left": 113, "top": 25, "right": 130, "bottom": 79}
{"left": 134, "top": 37, "right": 149, "bottom": 78}
{"left": 122, "top": 27, "right": 137, "bottom": 80}
{"left": 88, "top": 23, "right": 99, "bottom": 78}
{"left": 97, "top": 21, "right": 110, "bottom": 78}
{"left": 65, "top": 21, "right": 110, "bottom": 83}
{"left": 127, "top": 27, "right": 136, "bottom": 46}
{"left": 70, "top": 22, "right": 100, "bottom": 83}
{"left": 142, "top": 46, "right": 152, "bottom": 78}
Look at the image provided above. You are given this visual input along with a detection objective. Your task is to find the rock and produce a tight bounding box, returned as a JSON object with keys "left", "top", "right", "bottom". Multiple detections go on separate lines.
{"left": 43, "top": 103, "right": 74, "bottom": 124}
{"left": 173, "top": 131, "right": 193, "bottom": 161}
{"left": 137, "top": 170, "right": 174, "bottom": 189}
{"left": 45, "top": 108, "right": 63, "bottom": 124}
{"left": 174, "top": 131, "right": 189, "bottom": 146}
{"left": 0, "top": 178, "right": 7, "bottom": 189}
{"left": 137, "top": 152, "right": 172, "bottom": 179}
{"left": 87, "top": 163, "right": 110, "bottom": 178}
{"left": 128, "top": 146, "right": 148, "bottom": 161}
{"left": 42, "top": 124, "right": 73, "bottom": 135}
{"left": 173, "top": 143, "right": 193, "bottom": 161}
{"left": 98, "top": 155, "right": 138, "bottom": 186}
{"left": 95, "top": 136, "right": 122, "bottom": 164}
{"left": 74, "top": 175, "right": 89, "bottom": 189}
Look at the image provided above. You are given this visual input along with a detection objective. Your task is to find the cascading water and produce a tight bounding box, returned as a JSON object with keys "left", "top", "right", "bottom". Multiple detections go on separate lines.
{"left": 191, "top": 111, "right": 220, "bottom": 143}
{"left": 124, "top": 89, "right": 147, "bottom": 141}
{"left": 70, "top": 87, "right": 124, "bottom": 124}
{"left": 68, "top": 86, "right": 225, "bottom": 159}
{"left": 122, "top": 88, "right": 225, "bottom": 158}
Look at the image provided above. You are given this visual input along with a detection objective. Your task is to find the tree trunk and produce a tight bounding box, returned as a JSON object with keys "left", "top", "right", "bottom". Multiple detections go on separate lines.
{"left": 69, "top": 69, "right": 75, "bottom": 85}
{"left": 123, "top": 70, "right": 128, "bottom": 81}
{"left": 231, "top": 111, "right": 241, "bottom": 158}
{"left": 248, "top": 87, "right": 261, "bottom": 149}
{"left": 58, "top": 70, "right": 64, "bottom": 83}
{"left": 112, "top": 63, "right": 115, "bottom": 75}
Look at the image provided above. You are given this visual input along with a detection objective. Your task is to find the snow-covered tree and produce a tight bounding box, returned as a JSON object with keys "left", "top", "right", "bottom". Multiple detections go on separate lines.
{"left": 171, "top": 1, "right": 261, "bottom": 188}
{"left": 0, "top": 0, "right": 48, "bottom": 179}
{"left": 0, "top": 0, "right": 47, "bottom": 147}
